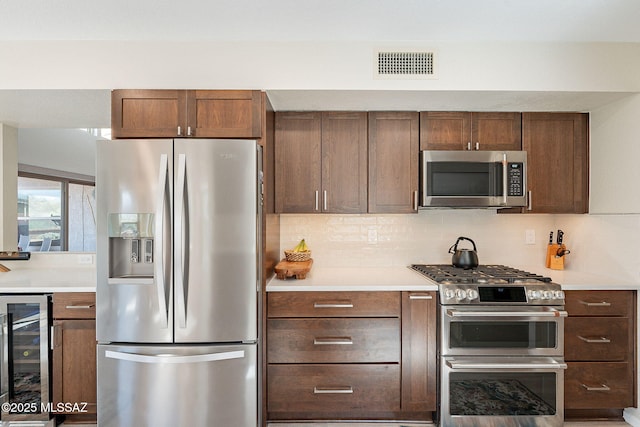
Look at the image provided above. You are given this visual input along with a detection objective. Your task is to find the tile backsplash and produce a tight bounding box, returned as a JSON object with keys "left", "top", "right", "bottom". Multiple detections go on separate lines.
{"left": 280, "top": 210, "right": 640, "bottom": 282}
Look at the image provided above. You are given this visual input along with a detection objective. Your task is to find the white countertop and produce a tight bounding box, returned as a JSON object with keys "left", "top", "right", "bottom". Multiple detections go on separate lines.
{"left": 267, "top": 266, "right": 438, "bottom": 292}
{"left": 0, "top": 268, "right": 96, "bottom": 293}
{"left": 267, "top": 264, "right": 640, "bottom": 292}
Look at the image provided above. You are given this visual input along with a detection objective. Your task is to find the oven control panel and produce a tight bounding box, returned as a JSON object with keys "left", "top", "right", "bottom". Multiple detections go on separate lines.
{"left": 440, "top": 284, "right": 565, "bottom": 305}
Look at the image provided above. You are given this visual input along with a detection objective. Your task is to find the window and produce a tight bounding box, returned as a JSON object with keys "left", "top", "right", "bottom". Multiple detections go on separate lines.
{"left": 17, "top": 173, "right": 96, "bottom": 252}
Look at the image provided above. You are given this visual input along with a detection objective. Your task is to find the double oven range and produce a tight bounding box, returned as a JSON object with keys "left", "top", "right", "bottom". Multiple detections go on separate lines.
{"left": 411, "top": 264, "right": 567, "bottom": 427}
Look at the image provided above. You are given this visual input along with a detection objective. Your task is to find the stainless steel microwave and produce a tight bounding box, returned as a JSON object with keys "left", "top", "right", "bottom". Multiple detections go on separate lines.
{"left": 420, "top": 150, "right": 527, "bottom": 208}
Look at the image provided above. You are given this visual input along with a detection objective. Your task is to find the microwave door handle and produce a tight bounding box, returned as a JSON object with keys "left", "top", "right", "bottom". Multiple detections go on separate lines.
{"left": 502, "top": 153, "right": 508, "bottom": 205}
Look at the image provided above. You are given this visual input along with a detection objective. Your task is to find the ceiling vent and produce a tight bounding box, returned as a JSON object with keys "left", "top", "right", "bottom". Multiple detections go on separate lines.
{"left": 375, "top": 50, "right": 437, "bottom": 79}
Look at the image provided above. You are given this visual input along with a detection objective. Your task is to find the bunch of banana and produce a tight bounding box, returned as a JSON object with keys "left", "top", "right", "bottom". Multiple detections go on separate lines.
{"left": 291, "top": 239, "right": 309, "bottom": 252}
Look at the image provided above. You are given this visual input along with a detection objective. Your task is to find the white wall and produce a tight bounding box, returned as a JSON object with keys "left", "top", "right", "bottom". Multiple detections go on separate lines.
{"left": 590, "top": 93, "right": 640, "bottom": 213}
{"left": 18, "top": 128, "right": 98, "bottom": 177}
{"left": 0, "top": 41, "right": 639, "bottom": 93}
{"left": 0, "top": 124, "right": 18, "bottom": 249}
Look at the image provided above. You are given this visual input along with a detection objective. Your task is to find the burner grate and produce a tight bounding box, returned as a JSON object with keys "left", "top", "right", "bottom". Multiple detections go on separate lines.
{"left": 410, "top": 264, "right": 552, "bottom": 284}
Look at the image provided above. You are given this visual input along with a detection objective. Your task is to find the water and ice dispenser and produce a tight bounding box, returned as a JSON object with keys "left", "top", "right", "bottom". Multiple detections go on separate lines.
{"left": 108, "top": 213, "right": 155, "bottom": 280}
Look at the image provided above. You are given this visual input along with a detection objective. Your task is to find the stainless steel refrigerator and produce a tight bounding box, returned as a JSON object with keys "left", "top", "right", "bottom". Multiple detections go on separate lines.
{"left": 96, "top": 138, "right": 261, "bottom": 427}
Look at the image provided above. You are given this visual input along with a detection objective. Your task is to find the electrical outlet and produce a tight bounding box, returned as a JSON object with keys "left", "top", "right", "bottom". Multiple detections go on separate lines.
{"left": 525, "top": 229, "right": 536, "bottom": 245}
{"left": 77, "top": 254, "right": 94, "bottom": 264}
{"left": 367, "top": 229, "right": 378, "bottom": 244}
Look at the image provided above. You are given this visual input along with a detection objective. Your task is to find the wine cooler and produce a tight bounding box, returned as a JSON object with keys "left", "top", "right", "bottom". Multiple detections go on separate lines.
{"left": 0, "top": 294, "right": 54, "bottom": 426}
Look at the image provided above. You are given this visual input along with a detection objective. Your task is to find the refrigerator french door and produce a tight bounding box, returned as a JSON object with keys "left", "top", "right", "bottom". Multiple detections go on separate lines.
{"left": 96, "top": 139, "right": 261, "bottom": 427}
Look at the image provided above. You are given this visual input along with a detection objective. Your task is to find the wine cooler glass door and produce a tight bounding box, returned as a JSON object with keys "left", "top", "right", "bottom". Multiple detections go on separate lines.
{"left": 0, "top": 295, "right": 50, "bottom": 422}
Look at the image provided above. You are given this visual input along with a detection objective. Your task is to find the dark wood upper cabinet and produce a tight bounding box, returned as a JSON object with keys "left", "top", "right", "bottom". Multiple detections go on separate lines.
{"left": 275, "top": 112, "right": 322, "bottom": 213}
{"left": 420, "top": 111, "right": 521, "bottom": 151}
{"left": 321, "top": 112, "right": 368, "bottom": 214}
{"left": 275, "top": 111, "right": 367, "bottom": 214}
{"left": 112, "top": 89, "right": 187, "bottom": 138}
{"left": 522, "top": 112, "right": 589, "bottom": 214}
{"left": 187, "top": 90, "right": 262, "bottom": 138}
{"left": 112, "top": 89, "right": 262, "bottom": 139}
{"left": 368, "top": 112, "right": 419, "bottom": 213}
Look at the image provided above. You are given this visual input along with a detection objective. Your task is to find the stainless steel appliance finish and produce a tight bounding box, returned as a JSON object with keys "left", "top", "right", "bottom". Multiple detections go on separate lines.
{"left": 0, "top": 295, "right": 51, "bottom": 424}
{"left": 440, "top": 356, "right": 566, "bottom": 427}
{"left": 98, "top": 344, "right": 257, "bottom": 427}
{"left": 97, "top": 138, "right": 262, "bottom": 427}
{"left": 411, "top": 264, "right": 566, "bottom": 427}
{"left": 441, "top": 305, "right": 566, "bottom": 357}
{"left": 420, "top": 150, "right": 527, "bottom": 208}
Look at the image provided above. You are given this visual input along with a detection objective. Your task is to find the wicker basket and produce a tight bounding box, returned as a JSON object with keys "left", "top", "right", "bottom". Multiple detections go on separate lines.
{"left": 284, "top": 250, "right": 311, "bottom": 262}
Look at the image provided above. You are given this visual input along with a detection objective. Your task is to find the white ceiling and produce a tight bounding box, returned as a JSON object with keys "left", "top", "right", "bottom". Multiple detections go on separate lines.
{"left": 2, "top": 0, "right": 640, "bottom": 43}
{"left": 1, "top": 0, "right": 639, "bottom": 128}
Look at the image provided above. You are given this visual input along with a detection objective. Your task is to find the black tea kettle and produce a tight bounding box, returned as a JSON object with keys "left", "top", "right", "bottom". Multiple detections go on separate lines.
{"left": 448, "top": 236, "right": 479, "bottom": 269}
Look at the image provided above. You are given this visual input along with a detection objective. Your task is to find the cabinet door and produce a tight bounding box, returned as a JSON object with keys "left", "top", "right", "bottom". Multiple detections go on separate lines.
{"left": 187, "top": 90, "right": 262, "bottom": 138}
{"left": 52, "top": 319, "right": 97, "bottom": 416}
{"left": 275, "top": 112, "right": 322, "bottom": 213}
{"left": 321, "top": 112, "right": 368, "bottom": 213}
{"left": 522, "top": 113, "right": 589, "bottom": 213}
{"left": 472, "top": 112, "right": 522, "bottom": 150}
{"left": 111, "top": 89, "right": 186, "bottom": 138}
{"left": 369, "top": 112, "right": 419, "bottom": 213}
{"left": 401, "top": 291, "right": 437, "bottom": 413}
{"left": 420, "top": 111, "right": 470, "bottom": 150}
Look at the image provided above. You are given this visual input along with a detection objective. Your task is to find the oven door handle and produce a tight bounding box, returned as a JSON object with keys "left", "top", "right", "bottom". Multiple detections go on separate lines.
{"left": 446, "top": 308, "right": 568, "bottom": 318}
{"left": 446, "top": 360, "right": 568, "bottom": 370}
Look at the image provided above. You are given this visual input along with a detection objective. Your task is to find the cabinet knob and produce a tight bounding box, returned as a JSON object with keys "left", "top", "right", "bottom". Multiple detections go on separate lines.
{"left": 177, "top": 126, "right": 182, "bottom": 136}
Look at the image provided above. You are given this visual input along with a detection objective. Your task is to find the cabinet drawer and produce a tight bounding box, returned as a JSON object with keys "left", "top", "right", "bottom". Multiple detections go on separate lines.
{"left": 267, "top": 291, "right": 400, "bottom": 318}
{"left": 565, "top": 362, "right": 634, "bottom": 409}
{"left": 565, "top": 317, "right": 628, "bottom": 361}
{"left": 267, "top": 364, "right": 400, "bottom": 418}
{"left": 565, "top": 290, "right": 634, "bottom": 317}
{"left": 267, "top": 318, "right": 400, "bottom": 363}
{"left": 53, "top": 293, "right": 96, "bottom": 319}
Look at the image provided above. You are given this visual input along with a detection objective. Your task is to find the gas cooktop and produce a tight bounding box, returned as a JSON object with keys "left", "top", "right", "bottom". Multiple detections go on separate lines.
{"left": 410, "top": 264, "right": 564, "bottom": 305}
{"left": 410, "top": 264, "right": 552, "bottom": 285}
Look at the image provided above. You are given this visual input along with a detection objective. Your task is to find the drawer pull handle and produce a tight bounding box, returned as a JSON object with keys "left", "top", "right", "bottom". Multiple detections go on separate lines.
{"left": 578, "top": 335, "right": 611, "bottom": 343}
{"left": 409, "top": 294, "right": 433, "bottom": 300}
{"left": 581, "top": 383, "right": 611, "bottom": 392}
{"left": 313, "top": 386, "right": 353, "bottom": 394}
{"left": 313, "top": 337, "right": 353, "bottom": 345}
{"left": 65, "top": 304, "right": 95, "bottom": 309}
{"left": 578, "top": 300, "right": 611, "bottom": 307}
{"left": 313, "top": 301, "right": 354, "bottom": 309}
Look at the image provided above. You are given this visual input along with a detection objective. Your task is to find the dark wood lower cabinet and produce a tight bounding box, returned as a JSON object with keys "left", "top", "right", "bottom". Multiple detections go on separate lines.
{"left": 52, "top": 293, "right": 97, "bottom": 423}
{"left": 564, "top": 290, "right": 636, "bottom": 421}
{"left": 268, "top": 364, "right": 400, "bottom": 419}
{"left": 265, "top": 291, "right": 436, "bottom": 423}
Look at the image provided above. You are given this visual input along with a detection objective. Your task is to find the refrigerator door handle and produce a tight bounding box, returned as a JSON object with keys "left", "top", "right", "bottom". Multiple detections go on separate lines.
{"left": 105, "top": 349, "right": 245, "bottom": 364}
{"left": 155, "top": 154, "right": 169, "bottom": 328}
{"left": 175, "top": 153, "right": 188, "bottom": 329}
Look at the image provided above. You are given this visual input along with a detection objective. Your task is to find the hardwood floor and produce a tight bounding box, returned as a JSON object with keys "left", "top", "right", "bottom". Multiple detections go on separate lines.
{"left": 267, "top": 422, "right": 631, "bottom": 427}
{"left": 60, "top": 421, "right": 632, "bottom": 426}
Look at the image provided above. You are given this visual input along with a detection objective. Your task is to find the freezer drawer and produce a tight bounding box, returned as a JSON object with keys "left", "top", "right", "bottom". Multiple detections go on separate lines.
{"left": 98, "top": 343, "right": 257, "bottom": 427}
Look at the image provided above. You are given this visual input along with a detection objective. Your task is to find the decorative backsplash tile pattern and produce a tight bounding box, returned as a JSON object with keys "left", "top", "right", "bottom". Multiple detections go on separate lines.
{"left": 280, "top": 210, "right": 640, "bottom": 282}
